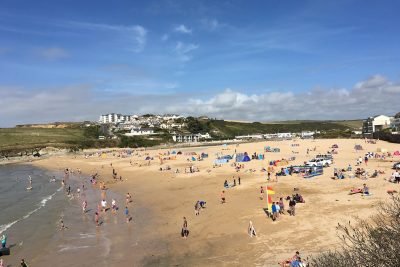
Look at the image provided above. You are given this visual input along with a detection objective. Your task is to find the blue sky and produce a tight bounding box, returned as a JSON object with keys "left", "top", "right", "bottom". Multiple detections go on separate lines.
{"left": 1, "top": 0, "right": 400, "bottom": 126}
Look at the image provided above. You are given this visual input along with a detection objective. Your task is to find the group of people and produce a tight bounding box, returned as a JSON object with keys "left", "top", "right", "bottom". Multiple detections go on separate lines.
{"left": 223, "top": 176, "right": 241, "bottom": 188}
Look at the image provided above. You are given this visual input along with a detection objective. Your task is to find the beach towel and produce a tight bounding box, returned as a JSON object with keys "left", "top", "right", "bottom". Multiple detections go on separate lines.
{"left": 349, "top": 188, "right": 362, "bottom": 195}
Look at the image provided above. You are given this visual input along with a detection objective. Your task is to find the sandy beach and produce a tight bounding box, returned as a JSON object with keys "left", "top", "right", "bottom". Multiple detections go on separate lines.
{"left": 7, "top": 138, "right": 397, "bottom": 266}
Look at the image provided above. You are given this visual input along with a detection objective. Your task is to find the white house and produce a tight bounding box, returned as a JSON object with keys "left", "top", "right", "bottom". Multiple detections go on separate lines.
{"left": 301, "top": 131, "right": 315, "bottom": 138}
{"left": 172, "top": 133, "right": 202, "bottom": 143}
{"left": 362, "top": 115, "right": 392, "bottom": 134}
{"left": 125, "top": 128, "right": 155, "bottom": 136}
{"left": 277, "top": 133, "right": 292, "bottom": 139}
{"left": 99, "top": 113, "right": 134, "bottom": 124}
{"left": 235, "top": 134, "right": 263, "bottom": 140}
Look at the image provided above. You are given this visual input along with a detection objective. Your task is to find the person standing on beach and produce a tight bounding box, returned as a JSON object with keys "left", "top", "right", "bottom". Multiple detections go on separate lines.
{"left": 260, "top": 186, "right": 264, "bottom": 200}
{"left": 112, "top": 199, "right": 117, "bottom": 214}
{"left": 238, "top": 176, "right": 241, "bottom": 185}
{"left": 289, "top": 198, "right": 296, "bottom": 216}
{"left": 0, "top": 258, "right": 4, "bottom": 267}
{"left": 124, "top": 206, "right": 130, "bottom": 223}
{"left": 220, "top": 191, "right": 226, "bottom": 204}
{"left": 181, "top": 217, "right": 188, "bottom": 238}
{"left": 279, "top": 198, "right": 285, "bottom": 214}
{"left": 126, "top": 193, "right": 132, "bottom": 205}
{"left": 271, "top": 202, "right": 277, "bottom": 221}
{"left": 194, "top": 201, "right": 200, "bottom": 215}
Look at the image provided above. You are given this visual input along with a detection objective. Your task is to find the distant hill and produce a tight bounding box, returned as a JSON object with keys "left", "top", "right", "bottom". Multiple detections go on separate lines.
{"left": 185, "top": 118, "right": 362, "bottom": 138}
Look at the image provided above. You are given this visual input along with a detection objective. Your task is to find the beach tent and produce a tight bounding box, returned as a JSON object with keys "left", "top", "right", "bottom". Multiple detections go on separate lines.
{"left": 236, "top": 152, "right": 251, "bottom": 162}
{"left": 171, "top": 150, "right": 177, "bottom": 154}
{"left": 365, "top": 152, "right": 374, "bottom": 158}
{"left": 177, "top": 151, "right": 182, "bottom": 155}
{"left": 145, "top": 156, "right": 152, "bottom": 160}
{"left": 236, "top": 153, "right": 245, "bottom": 162}
{"left": 191, "top": 156, "right": 196, "bottom": 161}
{"left": 201, "top": 153, "right": 208, "bottom": 158}
{"left": 242, "top": 152, "right": 251, "bottom": 162}
{"left": 214, "top": 159, "right": 229, "bottom": 164}
{"left": 354, "top": 145, "right": 363, "bottom": 151}
{"left": 221, "top": 155, "right": 233, "bottom": 160}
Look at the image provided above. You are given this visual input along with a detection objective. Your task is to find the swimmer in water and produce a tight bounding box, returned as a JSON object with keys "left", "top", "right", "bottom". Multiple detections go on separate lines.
{"left": 82, "top": 200, "right": 87, "bottom": 213}
{"left": 59, "top": 220, "right": 67, "bottom": 230}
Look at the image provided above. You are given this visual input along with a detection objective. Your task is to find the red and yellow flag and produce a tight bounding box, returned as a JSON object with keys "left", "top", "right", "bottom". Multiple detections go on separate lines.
{"left": 267, "top": 186, "right": 275, "bottom": 195}
{"left": 266, "top": 186, "right": 275, "bottom": 211}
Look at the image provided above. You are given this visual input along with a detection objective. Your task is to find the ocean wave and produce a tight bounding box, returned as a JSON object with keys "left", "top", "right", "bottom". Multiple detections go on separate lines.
{"left": 58, "top": 245, "right": 90, "bottom": 252}
{"left": 0, "top": 187, "right": 61, "bottom": 234}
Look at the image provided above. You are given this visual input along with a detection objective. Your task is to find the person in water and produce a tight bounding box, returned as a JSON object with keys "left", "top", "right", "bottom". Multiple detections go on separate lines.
{"left": 20, "top": 259, "right": 28, "bottom": 267}
{"left": 1, "top": 234, "right": 7, "bottom": 248}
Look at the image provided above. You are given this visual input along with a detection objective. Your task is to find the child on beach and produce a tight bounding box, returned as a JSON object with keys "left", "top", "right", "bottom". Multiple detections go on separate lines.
{"left": 260, "top": 186, "right": 264, "bottom": 200}
{"left": 220, "top": 191, "right": 226, "bottom": 204}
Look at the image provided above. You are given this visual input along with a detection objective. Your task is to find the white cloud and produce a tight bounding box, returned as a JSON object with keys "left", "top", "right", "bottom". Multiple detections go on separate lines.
{"left": 201, "top": 18, "right": 220, "bottom": 31}
{"left": 39, "top": 47, "right": 69, "bottom": 60}
{"left": 1, "top": 74, "right": 399, "bottom": 127}
{"left": 174, "top": 24, "right": 192, "bottom": 34}
{"left": 174, "top": 41, "right": 199, "bottom": 62}
{"left": 64, "top": 21, "right": 147, "bottom": 52}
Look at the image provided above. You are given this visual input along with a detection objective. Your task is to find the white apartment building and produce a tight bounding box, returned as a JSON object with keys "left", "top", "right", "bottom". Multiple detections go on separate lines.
{"left": 362, "top": 115, "right": 392, "bottom": 134}
{"left": 99, "top": 113, "right": 135, "bottom": 124}
{"left": 125, "top": 128, "right": 156, "bottom": 136}
{"left": 172, "top": 133, "right": 200, "bottom": 143}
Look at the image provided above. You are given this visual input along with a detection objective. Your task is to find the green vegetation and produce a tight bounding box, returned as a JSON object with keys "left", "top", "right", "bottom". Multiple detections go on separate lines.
{"left": 184, "top": 119, "right": 357, "bottom": 139}
{"left": 0, "top": 127, "right": 84, "bottom": 150}
{"left": 311, "top": 195, "right": 400, "bottom": 266}
{"left": 119, "top": 136, "right": 161, "bottom": 148}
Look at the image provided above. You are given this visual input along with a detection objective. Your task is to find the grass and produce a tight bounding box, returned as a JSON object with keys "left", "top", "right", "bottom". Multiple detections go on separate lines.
{"left": 0, "top": 128, "right": 85, "bottom": 150}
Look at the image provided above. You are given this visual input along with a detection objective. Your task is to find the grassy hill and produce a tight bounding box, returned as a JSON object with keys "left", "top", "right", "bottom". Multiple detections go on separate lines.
{"left": 0, "top": 128, "right": 85, "bottom": 151}
{"left": 189, "top": 118, "right": 361, "bottom": 138}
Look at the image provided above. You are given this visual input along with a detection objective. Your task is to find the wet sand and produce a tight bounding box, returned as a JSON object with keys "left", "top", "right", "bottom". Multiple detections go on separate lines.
{"left": 26, "top": 138, "right": 400, "bottom": 266}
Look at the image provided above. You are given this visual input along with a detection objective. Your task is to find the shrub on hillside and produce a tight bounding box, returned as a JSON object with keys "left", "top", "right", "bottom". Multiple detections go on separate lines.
{"left": 311, "top": 195, "right": 400, "bottom": 266}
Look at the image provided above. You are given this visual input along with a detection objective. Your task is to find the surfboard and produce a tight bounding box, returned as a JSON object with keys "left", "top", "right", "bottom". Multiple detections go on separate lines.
{"left": 26, "top": 187, "right": 33, "bottom": 190}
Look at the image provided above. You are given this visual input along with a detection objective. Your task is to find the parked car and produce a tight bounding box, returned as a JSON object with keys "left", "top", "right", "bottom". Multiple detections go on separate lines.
{"left": 316, "top": 154, "right": 333, "bottom": 160}
{"left": 393, "top": 162, "right": 400, "bottom": 169}
{"left": 306, "top": 158, "right": 332, "bottom": 167}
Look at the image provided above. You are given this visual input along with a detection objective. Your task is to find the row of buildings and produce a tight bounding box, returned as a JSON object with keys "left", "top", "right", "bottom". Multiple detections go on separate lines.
{"left": 362, "top": 114, "right": 400, "bottom": 136}
{"left": 99, "top": 113, "right": 185, "bottom": 131}
{"left": 235, "top": 131, "right": 316, "bottom": 140}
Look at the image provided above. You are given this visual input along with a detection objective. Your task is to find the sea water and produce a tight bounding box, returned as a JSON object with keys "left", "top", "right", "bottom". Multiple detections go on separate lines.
{"left": 0, "top": 164, "right": 68, "bottom": 264}
{"left": 0, "top": 163, "right": 147, "bottom": 266}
